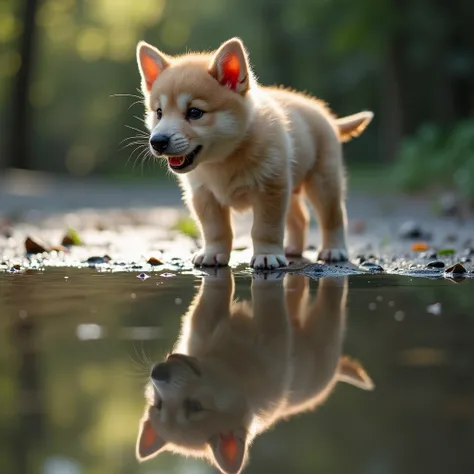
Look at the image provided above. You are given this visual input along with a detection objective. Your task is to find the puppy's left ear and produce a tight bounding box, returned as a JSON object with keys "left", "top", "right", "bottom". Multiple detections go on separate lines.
{"left": 136, "top": 416, "right": 167, "bottom": 461}
{"left": 136, "top": 41, "right": 170, "bottom": 93}
{"left": 209, "top": 38, "right": 251, "bottom": 94}
{"left": 208, "top": 428, "right": 248, "bottom": 474}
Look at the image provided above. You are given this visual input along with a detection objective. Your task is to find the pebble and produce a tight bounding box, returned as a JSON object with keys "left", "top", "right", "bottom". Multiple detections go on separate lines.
{"left": 147, "top": 257, "right": 164, "bottom": 266}
{"left": 361, "top": 262, "right": 384, "bottom": 272}
{"left": 426, "top": 261, "right": 445, "bottom": 269}
{"left": 399, "top": 221, "right": 424, "bottom": 239}
{"left": 25, "top": 236, "right": 49, "bottom": 254}
{"left": 444, "top": 263, "right": 467, "bottom": 275}
{"left": 86, "top": 256, "right": 111, "bottom": 265}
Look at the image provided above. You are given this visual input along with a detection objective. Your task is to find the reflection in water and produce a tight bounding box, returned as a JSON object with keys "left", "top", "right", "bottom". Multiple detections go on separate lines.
{"left": 136, "top": 270, "right": 374, "bottom": 474}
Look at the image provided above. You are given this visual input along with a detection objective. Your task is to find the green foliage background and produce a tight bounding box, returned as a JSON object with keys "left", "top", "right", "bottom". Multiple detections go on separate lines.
{"left": 1, "top": 0, "right": 474, "bottom": 195}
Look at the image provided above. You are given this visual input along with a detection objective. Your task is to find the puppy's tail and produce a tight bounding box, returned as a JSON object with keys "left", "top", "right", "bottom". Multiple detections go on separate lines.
{"left": 336, "top": 111, "right": 374, "bottom": 143}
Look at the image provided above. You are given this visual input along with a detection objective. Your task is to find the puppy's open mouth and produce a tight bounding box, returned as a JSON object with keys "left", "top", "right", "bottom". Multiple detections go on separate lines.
{"left": 167, "top": 146, "right": 202, "bottom": 170}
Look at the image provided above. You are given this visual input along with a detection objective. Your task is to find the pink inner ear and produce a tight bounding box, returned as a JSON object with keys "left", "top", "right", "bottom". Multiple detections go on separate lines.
{"left": 142, "top": 53, "right": 161, "bottom": 90}
{"left": 220, "top": 53, "right": 241, "bottom": 91}
{"left": 139, "top": 419, "right": 160, "bottom": 455}
{"left": 220, "top": 433, "right": 238, "bottom": 463}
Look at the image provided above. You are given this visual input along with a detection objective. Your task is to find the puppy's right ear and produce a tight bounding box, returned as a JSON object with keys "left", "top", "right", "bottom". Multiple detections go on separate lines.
{"left": 136, "top": 415, "right": 167, "bottom": 461}
{"left": 136, "top": 41, "right": 170, "bottom": 93}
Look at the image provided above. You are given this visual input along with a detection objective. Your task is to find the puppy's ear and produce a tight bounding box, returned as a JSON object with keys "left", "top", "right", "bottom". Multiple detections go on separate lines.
{"left": 136, "top": 41, "right": 170, "bottom": 93}
{"left": 208, "top": 428, "right": 248, "bottom": 474}
{"left": 209, "top": 38, "right": 251, "bottom": 94}
{"left": 337, "top": 356, "right": 375, "bottom": 391}
{"left": 136, "top": 416, "right": 167, "bottom": 461}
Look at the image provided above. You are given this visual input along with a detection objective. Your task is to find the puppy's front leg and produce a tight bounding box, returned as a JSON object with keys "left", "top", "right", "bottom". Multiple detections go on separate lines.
{"left": 190, "top": 186, "right": 233, "bottom": 267}
{"left": 250, "top": 185, "right": 289, "bottom": 270}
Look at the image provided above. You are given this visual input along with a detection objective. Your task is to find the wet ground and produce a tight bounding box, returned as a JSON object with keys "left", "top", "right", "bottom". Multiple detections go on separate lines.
{"left": 1, "top": 268, "right": 473, "bottom": 474}
{"left": 1, "top": 171, "right": 474, "bottom": 473}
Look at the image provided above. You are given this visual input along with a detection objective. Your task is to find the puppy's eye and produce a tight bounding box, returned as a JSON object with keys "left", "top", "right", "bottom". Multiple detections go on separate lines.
{"left": 156, "top": 108, "right": 162, "bottom": 120}
{"left": 186, "top": 108, "right": 204, "bottom": 120}
{"left": 185, "top": 399, "right": 203, "bottom": 414}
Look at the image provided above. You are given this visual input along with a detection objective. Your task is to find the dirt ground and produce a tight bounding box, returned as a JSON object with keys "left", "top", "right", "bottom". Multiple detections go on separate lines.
{"left": 1, "top": 169, "right": 473, "bottom": 279}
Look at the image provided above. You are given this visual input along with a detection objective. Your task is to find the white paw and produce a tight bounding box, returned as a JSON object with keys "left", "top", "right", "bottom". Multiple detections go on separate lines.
{"left": 193, "top": 250, "right": 230, "bottom": 267}
{"left": 317, "top": 248, "right": 349, "bottom": 263}
{"left": 250, "top": 254, "right": 288, "bottom": 270}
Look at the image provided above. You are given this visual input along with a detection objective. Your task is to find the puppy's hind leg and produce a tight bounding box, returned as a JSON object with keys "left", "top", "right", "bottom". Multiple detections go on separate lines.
{"left": 304, "top": 141, "right": 349, "bottom": 263}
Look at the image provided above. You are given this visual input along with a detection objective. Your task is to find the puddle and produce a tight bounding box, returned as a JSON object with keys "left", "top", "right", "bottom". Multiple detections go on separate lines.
{"left": 1, "top": 269, "right": 473, "bottom": 474}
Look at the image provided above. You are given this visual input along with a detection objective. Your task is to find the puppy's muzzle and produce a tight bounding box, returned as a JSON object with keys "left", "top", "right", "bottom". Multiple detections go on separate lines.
{"left": 150, "top": 362, "right": 171, "bottom": 383}
{"left": 150, "top": 134, "right": 170, "bottom": 154}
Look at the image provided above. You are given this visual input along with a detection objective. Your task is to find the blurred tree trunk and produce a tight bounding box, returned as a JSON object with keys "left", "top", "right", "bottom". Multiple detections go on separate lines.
{"left": 261, "top": 0, "right": 294, "bottom": 87}
{"left": 379, "top": 40, "right": 404, "bottom": 162}
{"left": 8, "top": 0, "right": 40, "bottom": 170}
{"left": 379, "top": 0, "right": 408, "bottom": 162}
{"left": 12, "top": 317, "right": 44, "bottom": 474}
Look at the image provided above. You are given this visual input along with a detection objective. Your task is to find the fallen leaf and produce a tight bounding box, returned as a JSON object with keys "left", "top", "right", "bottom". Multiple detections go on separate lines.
{"left": 411, "top": 242, "right": 429, "bottom": 252}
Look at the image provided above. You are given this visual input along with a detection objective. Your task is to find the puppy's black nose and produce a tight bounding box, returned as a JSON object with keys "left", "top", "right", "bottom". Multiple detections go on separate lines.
{"left": 151, "top": 363, "right": 171, "bottom": 383}
{"left": 150, "top": 135, "right": 170, "bottom": 154}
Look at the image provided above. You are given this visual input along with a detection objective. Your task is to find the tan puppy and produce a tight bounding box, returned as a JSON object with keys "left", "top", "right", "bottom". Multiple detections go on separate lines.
{"left": 136, "top": 271, "right": 374, "bottom": 474}
{"left": 136, "top": 37, "right": 373, "bottom": 269}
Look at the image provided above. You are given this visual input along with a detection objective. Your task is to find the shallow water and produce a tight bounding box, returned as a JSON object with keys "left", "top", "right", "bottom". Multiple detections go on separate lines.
{"left": 1, "top": 269, "right": 473, "bottom": 474}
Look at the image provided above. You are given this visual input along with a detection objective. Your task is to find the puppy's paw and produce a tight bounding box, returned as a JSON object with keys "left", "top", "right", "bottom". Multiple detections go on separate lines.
{"left": 193, "top": 249, "right": 230, "bottom": 267}
{"left": 317, "top": 248, "right": 349, "bottom": 263}
{"left": 252, "top": 271, "right": 285, "bottom": 281}
{"left": 250, "top": 254, "right": 288, "bottom": 270}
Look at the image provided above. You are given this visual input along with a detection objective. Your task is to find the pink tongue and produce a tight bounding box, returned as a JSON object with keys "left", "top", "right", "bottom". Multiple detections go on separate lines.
{"left": 169, "top": 156, "right": 184, "bottom": 167}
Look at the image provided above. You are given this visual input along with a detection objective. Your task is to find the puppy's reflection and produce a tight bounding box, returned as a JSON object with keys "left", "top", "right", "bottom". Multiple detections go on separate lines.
{"left": 136, "top": 269, "right": 374, "bottom": 474}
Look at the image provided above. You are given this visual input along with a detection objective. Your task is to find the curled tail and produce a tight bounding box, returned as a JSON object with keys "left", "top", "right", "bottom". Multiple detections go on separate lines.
{"left": 336, "top": 111, "right": 374, "bottom": 143}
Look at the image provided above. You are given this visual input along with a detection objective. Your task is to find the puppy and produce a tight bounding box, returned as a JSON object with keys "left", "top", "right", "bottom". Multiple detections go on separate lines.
{"left": 136, "top": 270, "right": 374, "bottom": 474}
{"left": 136, "top": 37, "right": 373, "bottom": 269}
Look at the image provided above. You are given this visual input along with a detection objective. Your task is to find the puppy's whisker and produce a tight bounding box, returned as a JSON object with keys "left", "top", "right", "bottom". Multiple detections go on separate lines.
{"left": 110, "top": 93, "right": 143, "bottom": 99}
{"left": 133, "top": 115, "right": 148, "bottom": 124}
{"left": 125, "top": 124, "right": 149, "bottom": 135}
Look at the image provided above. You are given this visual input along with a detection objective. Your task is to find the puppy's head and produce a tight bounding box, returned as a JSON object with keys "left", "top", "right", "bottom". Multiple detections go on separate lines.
{"left": 136, "top": 353, "right": 250, "bottom": 474}
{"left": 136, "top": 38, "right": 255, "bottom": 174}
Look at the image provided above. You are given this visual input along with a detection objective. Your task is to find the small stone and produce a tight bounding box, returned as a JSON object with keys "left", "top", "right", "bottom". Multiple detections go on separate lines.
{"left": 426, "top": 261, "right": 445, "bottom": 269}
{"left": 460, "top": 257, "right": 471, "bottom": 264}
{"left": 361, "top": 262, "right": 384, "bottom": 272}
{"left": 399, "top": 221, "right": 424, "bottom": 239}
{"left": 444, "top": 263, "right": 467, "bottom": 275}
{"left": 356, "top": 255, "right": 366, "bottom": 264}
{"left": 25, "top": 236, "right": 50, "bottom": 254}
{"left": 86, "top": 256, "right": 108, "bottom": 265}
{"left": 147, "top": 257, "right": 164, "bottom": 266}
{"left": 61, "top": 235, "right": 75, "bottom": 246}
